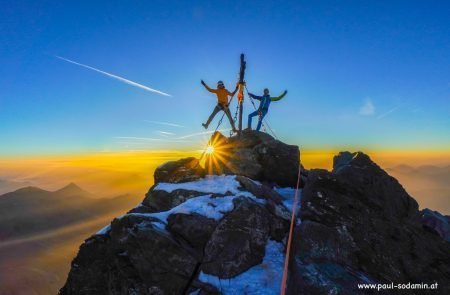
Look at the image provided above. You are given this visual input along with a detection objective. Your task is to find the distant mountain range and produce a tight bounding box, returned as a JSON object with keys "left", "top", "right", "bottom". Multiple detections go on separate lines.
{"left": 387, "top": 164, "right": 450, "bottom": 214}
{"left": 0, "top": 183, "right": 142, "bottom": 295}
{"left": 0, "top": 178, "right": 32, "bottom": 195}
{"left": 0, "top": 183, "right": 141, "bottom": 241}
{"left": 388, "top": 164, "right": 450, "bottom": 178}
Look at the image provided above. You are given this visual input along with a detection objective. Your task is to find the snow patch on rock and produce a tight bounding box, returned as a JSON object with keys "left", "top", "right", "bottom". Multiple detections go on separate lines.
{"left": 275, "top": 187, "right": 301, "bottom": 213}
{"left": 155, "top": 175, "right": 252, "bottom": 196}
{"left": 198, "top": 240, "right": 285, "bottom": 294}
{"left": 130, "top": 194, "right": 238, "bottom": 223}
{"left": 96, "top": 176, "right": 267, "bottom": 235}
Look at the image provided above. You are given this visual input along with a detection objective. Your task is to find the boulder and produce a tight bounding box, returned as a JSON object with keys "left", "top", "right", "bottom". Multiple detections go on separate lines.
{"left": 205, "top": 130, "right": 299, "bottom": 187}
{"left": 167, "top": 213, "right": 218, "bottom": 252}
{"left": 201, "top": 197, "right": 271, "bottom": 278}
{"left": 59, "top": 235, "right": 110, "bottom": 295}
{"left": 154, "top": 157, "right": 206, "bottom": 184}
{"left": 235, "top": 175, "right": 283, "bottom": 204}
{"left": 332, "top": 151, "right": 419, "bottom": 220}
{"left": 235, "top": 175, "right": 290, "bottom": 240}
{"left": 60, "top": 214, "right": 199, "bottom": 295}
{"left": 142, "top": 188, "right": 205, "bottom": 212}
{"left": 228, "top": 129, "right": 274, "bottom": 148}
{"left": 254, "top": 139, "right": 299, "bottom": 186}
{"left": 288, "top": 152, "right": 450, "bottom": 294}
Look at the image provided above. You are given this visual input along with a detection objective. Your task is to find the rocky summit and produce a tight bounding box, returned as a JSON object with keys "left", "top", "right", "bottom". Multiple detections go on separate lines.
{"left": 60, "top": 131, "right": 450, "bottom": 295}
{"left": 205, "top": 130, "right": 300, "bottom": 187}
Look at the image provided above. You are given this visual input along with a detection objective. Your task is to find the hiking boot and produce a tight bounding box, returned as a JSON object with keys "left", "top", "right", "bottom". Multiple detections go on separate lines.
{"left": 202, "top": 123, "right": 208, "bottom": 129}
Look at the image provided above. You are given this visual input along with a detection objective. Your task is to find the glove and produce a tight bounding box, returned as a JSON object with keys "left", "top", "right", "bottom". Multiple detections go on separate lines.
{"left": 201, "top": 80, "right": 206, "bottom": 85}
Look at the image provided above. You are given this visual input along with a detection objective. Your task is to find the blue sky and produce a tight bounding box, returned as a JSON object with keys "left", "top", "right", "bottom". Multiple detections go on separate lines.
{"left": 1, "top": 0, "right": 449, "bottom": 156}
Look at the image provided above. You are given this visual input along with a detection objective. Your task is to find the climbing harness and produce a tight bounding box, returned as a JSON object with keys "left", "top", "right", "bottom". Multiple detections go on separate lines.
{"left": 233, "top": 103, "right": 239, "bottom": 123}
{"left": 230, "top": 103, "right": 240, "bottom": 137}
{"left": 280, "top": 165, "right": 302, "bottom": 295}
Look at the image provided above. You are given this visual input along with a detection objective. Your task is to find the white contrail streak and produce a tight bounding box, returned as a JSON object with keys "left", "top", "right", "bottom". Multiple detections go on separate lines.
{"left": 145, "top": 120, "right": 185, "bottom": 128}
{"left": 55, "top": 55, "right": 171, "bottom": 97}
{"left": 177, "top": 129, "right": 230, "bottom": 139}
{"left": 157, "top": 131, "right": 176, "bottom": 136}
{"left": 114, "top": 136, "right": 190, "bottom": 143}
{"left": 114, "top": 136, "right": 162, "bottom": 141}
{"left": 377, "top": 104, "right": 404, "bottom": 119}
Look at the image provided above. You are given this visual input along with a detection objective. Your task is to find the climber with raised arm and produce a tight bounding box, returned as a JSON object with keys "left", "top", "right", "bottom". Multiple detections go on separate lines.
{"left": 247, "top": 88, "right": 287, "bottom": 131}
{"left": 201, "top": 80, "right": 238, "bottom": 133}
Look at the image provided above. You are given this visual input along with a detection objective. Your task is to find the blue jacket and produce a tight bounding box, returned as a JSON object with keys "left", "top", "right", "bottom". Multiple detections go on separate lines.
{"left": 248, "top": 91, "right": 287, "bottom": 111}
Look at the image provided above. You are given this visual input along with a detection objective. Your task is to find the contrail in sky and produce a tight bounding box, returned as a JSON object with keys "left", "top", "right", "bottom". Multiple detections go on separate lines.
{"left": 377, "top": 104, "right": 405, "bottom": 119}
{"left": 157, "top": 131, "right": 176, "bottom": 136}
{"left": 177, "top": 129, "right": 230, "bottom": 139}
{"left": 145, "top": 120, "right": 185, "bottom": 128}
{"left": 55, "top": 55, "right": 171, "bottom": 97}
{"left": 114, "top": 136, "right": 162, "bottom": 141}
{"left": 114, "top": 136, "right": 189, "bottom": 143}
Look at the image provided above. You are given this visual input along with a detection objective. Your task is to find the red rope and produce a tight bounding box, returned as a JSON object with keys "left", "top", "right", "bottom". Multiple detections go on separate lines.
{"left": 280, "top": 165, "right": 302, "bottom": 295}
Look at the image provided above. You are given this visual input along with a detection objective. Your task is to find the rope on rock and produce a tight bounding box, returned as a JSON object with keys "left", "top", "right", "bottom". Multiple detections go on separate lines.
{"left": 280, "top": 165, "right": 302, "bottom": 295}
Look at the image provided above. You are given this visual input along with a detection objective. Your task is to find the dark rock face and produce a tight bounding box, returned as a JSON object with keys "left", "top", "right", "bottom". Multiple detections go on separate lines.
{"left": 61, "top": 148, "right": 450, "bottom": 295}
{"left": 205, "top": 130, "right": 300, "bottom": 187}
{"left": 235, "top": 175, "right": 283, "bottom": 204}
{"left": 235, "top": 175, "right": 290, "bottom": 240}
{"left": 59, "top": 235, "right": 110, "bottom": 295}
{"left": 288, "top": 152, "right": 450, "bottom": 294}
{"left": 60, "top": 175, "right": 291, "bottom": 295}
{"left": 60, "top": 215, "right": 199, "bottom": 295}
{"left": 201, "top": 197, "right": 271, "bottom": 278}
{"left": 154, "top": 157, "right": 206, "bottom": 184}
{"left": 167, "top": 213, "right": 218, "bottom": 252}
{"left": 332, "top": 151, "right": 419, "bottom": 220}
{"left": 142, "top": 188, "right": 205, "bottom": 212}
{"left": 421, "top": 208, "right": 450, "bottom": 242}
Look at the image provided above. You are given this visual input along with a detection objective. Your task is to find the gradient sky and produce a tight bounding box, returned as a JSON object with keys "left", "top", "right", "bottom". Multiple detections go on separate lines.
{"left": 1, "top": 0, "right": 449, "bottom": 156}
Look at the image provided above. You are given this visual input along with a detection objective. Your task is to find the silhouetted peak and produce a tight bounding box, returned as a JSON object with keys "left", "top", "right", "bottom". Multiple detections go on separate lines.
{"left": 55, "top": 182, "right": 90, "bottom": 196}
{"left": 13, "top": 186, "right": 49, "bottom": 194}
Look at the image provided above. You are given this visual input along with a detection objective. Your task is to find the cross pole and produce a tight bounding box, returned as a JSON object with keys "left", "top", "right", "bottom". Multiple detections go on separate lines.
{"left": 237, "top": 53, "right": 246, "bottom": 136}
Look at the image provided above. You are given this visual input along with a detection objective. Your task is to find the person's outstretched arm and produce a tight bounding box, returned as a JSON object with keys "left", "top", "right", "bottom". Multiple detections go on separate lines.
{"left": 248, "top": 92, "right": 262, "bottom": 101}
{"left": 201, "top": 80, "right": 217, "bottom": 93}
{"left": 270, "top": 90, "right": 288, "bottom": 101}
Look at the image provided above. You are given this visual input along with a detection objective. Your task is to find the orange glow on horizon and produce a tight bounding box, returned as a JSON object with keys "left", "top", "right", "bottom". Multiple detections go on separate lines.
{"left": 0, "top": 149, "right": 449, "bottom": 198}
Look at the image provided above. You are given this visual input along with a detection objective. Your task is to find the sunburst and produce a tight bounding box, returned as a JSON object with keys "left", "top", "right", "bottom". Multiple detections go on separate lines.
{"left": 205, "top": 145, "right": 215, "bottom": 154}
{"left": 202, "top": 132, "right": 238, "bottom": 175}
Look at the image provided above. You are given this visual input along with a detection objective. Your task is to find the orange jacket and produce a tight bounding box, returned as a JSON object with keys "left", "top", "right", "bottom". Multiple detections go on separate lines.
{"left": 203, "top": 83, "right": 237, "bottom": 105}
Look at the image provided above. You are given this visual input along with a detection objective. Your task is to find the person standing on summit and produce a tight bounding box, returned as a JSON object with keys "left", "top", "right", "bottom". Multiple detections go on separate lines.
{"left": 201, "top": 80, "right": 238, "bottom": 132}
{"left": 247, "top": 88, "right": 287, "bottom": 131}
